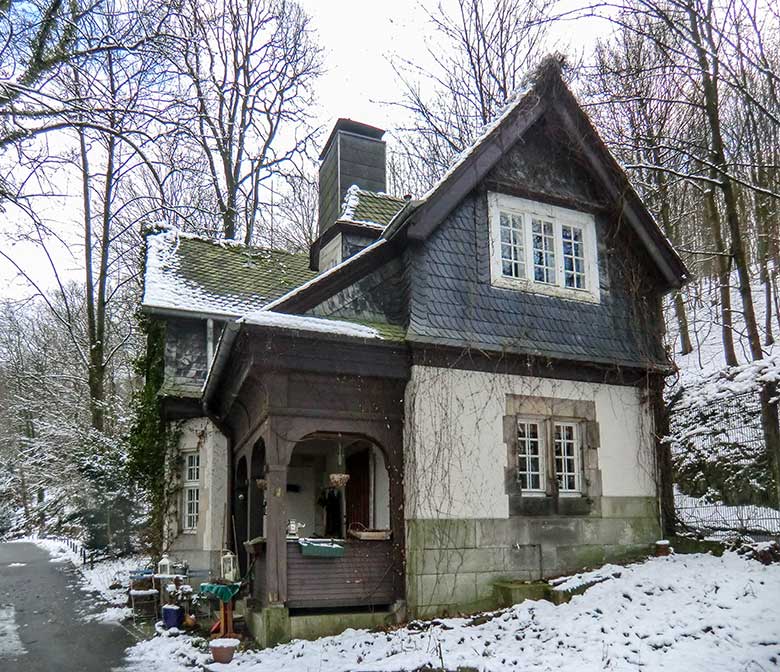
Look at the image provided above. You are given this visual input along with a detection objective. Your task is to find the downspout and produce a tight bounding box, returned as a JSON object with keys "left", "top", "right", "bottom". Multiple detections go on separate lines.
{"left": 202, "top": 321, "right": 241, "bottom": 554}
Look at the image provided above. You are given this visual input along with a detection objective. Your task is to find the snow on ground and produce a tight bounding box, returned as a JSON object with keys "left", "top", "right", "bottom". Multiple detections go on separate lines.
{"left": 547, "top": 562, "right": 625, "bottom": 593}
{"left": 666, "top": 275, "right": 779, "bottom": 395}
{"left": 118, "top": 552, "right": 779, "bottom": 672}
{"left": 15, "top": 536, "right": 144, "bottom": 623}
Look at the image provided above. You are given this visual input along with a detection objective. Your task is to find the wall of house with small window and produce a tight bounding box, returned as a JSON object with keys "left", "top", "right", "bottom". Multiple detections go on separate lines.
{"left": 165, "top": 417, "right": 228, "bottom": 573}
{"left": 405, "top": 119, "right": 668, "bottom": 372}
{"left": 404, "top": 365, "right": 657, "bottom": 521}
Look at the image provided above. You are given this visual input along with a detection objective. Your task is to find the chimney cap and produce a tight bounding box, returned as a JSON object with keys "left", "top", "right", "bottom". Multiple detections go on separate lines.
{"left": 318, "top": 118, "right": 385, "bottom": 160}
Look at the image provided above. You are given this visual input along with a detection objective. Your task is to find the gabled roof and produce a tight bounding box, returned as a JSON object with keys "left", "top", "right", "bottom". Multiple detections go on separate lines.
{"left": 269, "top": 57, "right": 689, "bottom": 316}
{"left": 387, "top": 57, "right": 689, "bottom": 290}
{"left": 339, "top": 186, "right": 406, "bottom": 228}
{"left": 142, "top": 229, "right": 317, "bottom": 319}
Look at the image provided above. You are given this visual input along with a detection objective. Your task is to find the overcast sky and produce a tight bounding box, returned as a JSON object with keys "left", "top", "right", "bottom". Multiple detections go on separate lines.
{"left": 300, "top": 0, "right": 603, "bottom": 134}
{"left": 0, "top": 1, "right": 606, "bottom": 299}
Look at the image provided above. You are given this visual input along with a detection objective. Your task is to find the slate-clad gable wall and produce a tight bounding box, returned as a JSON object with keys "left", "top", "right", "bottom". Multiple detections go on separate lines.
{"left": 308, "top": 257, "right": 408, "bottom": 327}
{"left": 407, "top": 124, "right": 666, "bottom": 369}
{"left": 164, "top": 317, "right": 208, "bottom": 395}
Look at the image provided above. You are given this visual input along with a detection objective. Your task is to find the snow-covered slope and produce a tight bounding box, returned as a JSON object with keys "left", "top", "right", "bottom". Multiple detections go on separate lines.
{"left": 118, "top": 552, "right": 779, "bottom": 672}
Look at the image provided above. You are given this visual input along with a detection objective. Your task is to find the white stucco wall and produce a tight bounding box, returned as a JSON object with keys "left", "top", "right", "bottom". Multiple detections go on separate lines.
{"left": 372, "top": 446, "right": 391, "bottom": 529}
{"left": 404, "top": 366, "right": 656, "bottom": 519}
{"left": 319, "top": 234, "right": 342, "bottom": 272}
{"left": 167, "top": 417, "right": 229, "bottom": 569}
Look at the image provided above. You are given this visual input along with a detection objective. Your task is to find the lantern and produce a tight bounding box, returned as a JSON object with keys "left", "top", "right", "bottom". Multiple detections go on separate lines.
{"left": 157, "top": 553, "right": 172, "bottom": 576}
{"left": 221, "top": 552, "right": 238, "bottom": 582}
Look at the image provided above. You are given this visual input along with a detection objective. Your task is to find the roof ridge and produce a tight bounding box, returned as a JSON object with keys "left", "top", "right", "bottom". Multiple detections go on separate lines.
{"left": 355, "top": 189, "right": 405, "bottom": 201}
{"left": 148, "top": 228, "right": 307, "bottom": 259}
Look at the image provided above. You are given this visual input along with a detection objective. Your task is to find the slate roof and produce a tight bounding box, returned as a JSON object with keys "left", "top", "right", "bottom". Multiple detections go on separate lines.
{"left": 266, "top": 58, "right": 687, "bottom": 371}
{"left": 339, "top": 186, "right": 406, "bottom": 227}
{"left": 142, "top": 230, "right": 317, "bottom": 318}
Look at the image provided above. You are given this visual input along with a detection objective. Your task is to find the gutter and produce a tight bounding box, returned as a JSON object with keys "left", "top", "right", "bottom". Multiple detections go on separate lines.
{"left": 202, "top": 319, "right": 241, "bottom": 419}
{"left": 201, "top": 320, "right": 240, "bottom": 554}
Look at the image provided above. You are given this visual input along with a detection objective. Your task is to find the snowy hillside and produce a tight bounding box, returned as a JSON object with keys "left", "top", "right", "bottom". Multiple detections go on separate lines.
{"left": 118, "top": 552, "right": 780, "bottom": 672}
{"left": 665, "top": 275, "right": 780, "bottom": 507}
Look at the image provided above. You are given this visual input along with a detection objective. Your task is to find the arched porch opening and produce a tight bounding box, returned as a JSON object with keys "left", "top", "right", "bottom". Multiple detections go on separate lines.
{"left": 249, "top": 439, "right": 265, "bottom": 542}
{"left": 234, "top": 455, "right": 249, "bottom": 575}
{"left": 286, "top": 433, "right": 391, "bottom": 540}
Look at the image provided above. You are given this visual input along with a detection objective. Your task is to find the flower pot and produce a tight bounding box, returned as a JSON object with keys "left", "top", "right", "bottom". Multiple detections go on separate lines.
{"left": 209, "top": 638, "right": 240, "bottom": 664}
{"left": 655, "top": 540, "right": 671, "bottom": 557}
{"left": 329, "top": 473, "right": 350, "bottom": 488}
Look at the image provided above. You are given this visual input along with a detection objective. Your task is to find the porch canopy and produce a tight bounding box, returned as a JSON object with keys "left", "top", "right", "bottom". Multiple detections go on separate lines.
{"left": 203, "top": 311, "right": 409, "bottom": 611}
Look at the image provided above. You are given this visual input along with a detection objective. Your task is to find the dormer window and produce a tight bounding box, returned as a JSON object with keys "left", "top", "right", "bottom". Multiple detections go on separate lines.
{"left": 489, "top": 193, "right": 600, "bottom": 303}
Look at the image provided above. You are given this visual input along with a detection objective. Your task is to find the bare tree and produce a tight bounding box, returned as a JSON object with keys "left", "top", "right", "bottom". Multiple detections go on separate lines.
{"left": 165, "top": 0, "right": 322, "bottom": 242}
{"left": 580, "top": 0, "right": 780, "bottom": 503}
{"left": 274, "top": 169, "right": 318, "bottom": 253}
{"left": 388, "top": 0, "right": 553, "bottom": 195}
{"left": 585, "top": 21, "right": 698, "bottom": 356}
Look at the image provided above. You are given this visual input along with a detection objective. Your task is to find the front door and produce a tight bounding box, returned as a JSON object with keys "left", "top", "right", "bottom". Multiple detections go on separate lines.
{"left": 345, "top": 448, "right": 370, "bottom": 530}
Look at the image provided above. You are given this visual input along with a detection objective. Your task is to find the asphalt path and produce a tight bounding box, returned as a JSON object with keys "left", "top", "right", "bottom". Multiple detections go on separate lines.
{"left": 0, "top": 541, "right": 137, "bottom": 672}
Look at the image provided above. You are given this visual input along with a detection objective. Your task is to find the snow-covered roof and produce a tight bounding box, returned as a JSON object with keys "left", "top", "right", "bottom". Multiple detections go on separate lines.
{"left": 142, "top": 229, "right": 317, "bottom": 318}
{"left": 338, "top": 185, "right": 406, "bottom": 228}
{"left": 240, "top": 310, "right": 381, "bottom": 339}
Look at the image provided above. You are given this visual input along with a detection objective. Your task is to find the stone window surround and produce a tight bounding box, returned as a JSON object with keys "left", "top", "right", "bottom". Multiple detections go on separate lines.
{"left": 503, "top": 394, "right": 602, "bottom": 516}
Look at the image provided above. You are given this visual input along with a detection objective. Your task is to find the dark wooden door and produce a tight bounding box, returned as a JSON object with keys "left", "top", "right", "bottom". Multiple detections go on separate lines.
{"left": 345, "top": 449, "right": 370, "bottom": 530}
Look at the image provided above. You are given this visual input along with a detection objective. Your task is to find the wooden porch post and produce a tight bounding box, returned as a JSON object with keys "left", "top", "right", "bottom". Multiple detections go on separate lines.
{"left": 264, "top": 463, "right": 288, "bottom": 606}
{"left": 263, "top": 418, "right": 295, "bottom": 608}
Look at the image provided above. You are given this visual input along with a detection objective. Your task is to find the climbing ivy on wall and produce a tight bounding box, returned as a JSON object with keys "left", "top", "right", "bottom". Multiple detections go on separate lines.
{"left": 127, "top": 312, "right": 174, "bottom": 555}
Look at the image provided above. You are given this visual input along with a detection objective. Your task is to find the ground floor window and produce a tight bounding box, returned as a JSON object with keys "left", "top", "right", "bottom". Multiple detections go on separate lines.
{"left": 515, "top": 417, "right": 582, "bottom": 494}
{"left": 182, "top": 451, "right": 200, "bottom": 532}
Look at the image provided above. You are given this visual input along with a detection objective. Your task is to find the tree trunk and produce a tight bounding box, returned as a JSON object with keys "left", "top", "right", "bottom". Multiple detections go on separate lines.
{"left": 688, "top": 1, "right": 780, "bottom": 506}
{"left": 673, "top": 292, "right": 693, "bottom": 354}
{"left": 704, "top": 185, "right": 738, "bottom": 366}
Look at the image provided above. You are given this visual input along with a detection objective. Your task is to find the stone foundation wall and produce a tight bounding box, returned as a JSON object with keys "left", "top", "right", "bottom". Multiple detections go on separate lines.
{"left": 406, "top": 496, "right": 659, "bottom": 618}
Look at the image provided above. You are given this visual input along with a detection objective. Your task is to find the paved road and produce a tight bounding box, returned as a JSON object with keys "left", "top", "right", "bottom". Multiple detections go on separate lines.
{"left": 0, "top": 541, "right": 136, "bottom": 672}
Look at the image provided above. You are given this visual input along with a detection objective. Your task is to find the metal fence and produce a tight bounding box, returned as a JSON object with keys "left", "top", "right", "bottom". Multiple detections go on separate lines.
{"left": 672, "top": 388, "right": 780, "bottom": 541}
{"left": 675, "top": 492, "right": 780, "bottom": 540}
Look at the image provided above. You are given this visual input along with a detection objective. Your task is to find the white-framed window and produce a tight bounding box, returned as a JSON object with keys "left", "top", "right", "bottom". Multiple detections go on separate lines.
{"left": 514, "top": 417, "right": 583, "bottom": 495}
{"left": 516, "top": 418, "right": 544, "bottom": 492}
{"left": 182, "top": 452, "right": 200, "bottom": 532}
{"left": 517, "top": 418, "right": 545, "bottom": 492}
{"left": 488, "top": 193, "right": 600, "bottom": 303}
{"left": 553, "top": 422, "right": 580, "bottom": 493}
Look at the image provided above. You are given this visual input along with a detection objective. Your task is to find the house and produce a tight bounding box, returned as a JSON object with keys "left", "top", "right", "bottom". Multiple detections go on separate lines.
{"left": 140, "top": 57, "right": 688, "bottom": 646}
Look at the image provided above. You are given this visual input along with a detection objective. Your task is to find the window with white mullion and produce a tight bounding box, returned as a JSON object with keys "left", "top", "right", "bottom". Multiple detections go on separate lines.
{"left": 561, "top": 224, "right": 586, "bottom": 290}
{"left": 553, "top": 422, "right": 579, "bottom": 492}
{"left": 184, "top": 487, "right": 199, "bottom": 531}
{"left": 499, "top": 211, "right": 526, "bottom": 279}
{"left": 182, "top": 451, "right": 201, "bottom": 532}
{"left": 489, "top": 193, "right": 599, "bottom": 303}
{"left": 516, "top": 419, "right": 544, "bottom": 491}
{"left": 531, "top": 218, "right": 556, "bottom": 284}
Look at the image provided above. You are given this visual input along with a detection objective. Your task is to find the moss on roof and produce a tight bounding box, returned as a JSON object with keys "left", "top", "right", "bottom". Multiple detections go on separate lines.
{"left": 336, "top": 318, "right": 407, "bottom": 342}
{"left": 343, "top": 190, "right": 406, "bottom": 227}
{"left": 143, "top": 231, "right": 317, "bottom": 317}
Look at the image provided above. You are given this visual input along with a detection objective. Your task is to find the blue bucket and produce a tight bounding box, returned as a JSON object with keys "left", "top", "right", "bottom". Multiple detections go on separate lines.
{"left": 162, "top": 604, "right": 183, "bottom": 628}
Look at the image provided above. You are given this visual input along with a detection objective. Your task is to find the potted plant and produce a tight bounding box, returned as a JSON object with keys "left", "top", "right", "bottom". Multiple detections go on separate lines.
{"left": 209, "top": 637, "right": 240, "bottom": 664}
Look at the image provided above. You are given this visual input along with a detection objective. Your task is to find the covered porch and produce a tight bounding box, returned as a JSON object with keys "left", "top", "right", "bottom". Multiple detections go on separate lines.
{"left": 203, "top": 319, "right": 409, "bottom": 643}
